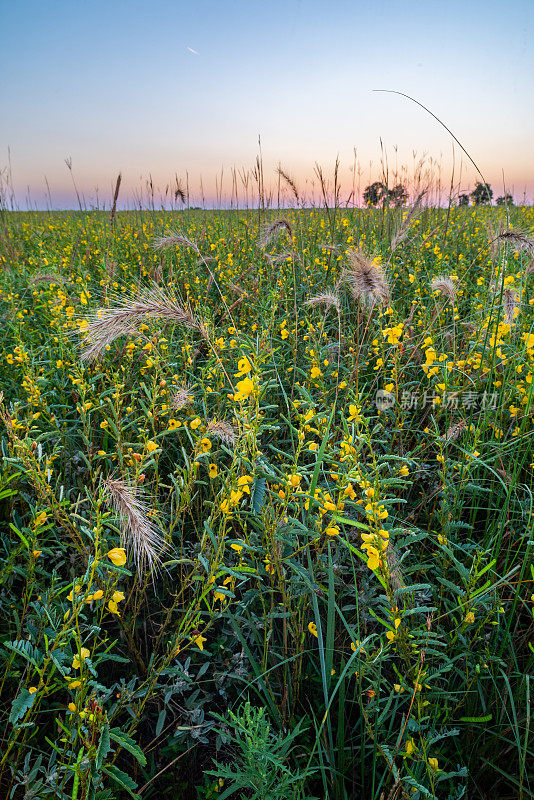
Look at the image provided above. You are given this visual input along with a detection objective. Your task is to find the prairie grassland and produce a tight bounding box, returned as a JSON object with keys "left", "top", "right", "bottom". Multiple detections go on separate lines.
{"left": 0, "top": 201, "right": 533, "bottom": 799}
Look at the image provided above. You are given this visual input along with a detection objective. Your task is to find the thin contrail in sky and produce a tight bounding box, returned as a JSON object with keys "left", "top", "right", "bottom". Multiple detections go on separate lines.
{"left": 186, "top": 46, "right": 199, "bottom": 55}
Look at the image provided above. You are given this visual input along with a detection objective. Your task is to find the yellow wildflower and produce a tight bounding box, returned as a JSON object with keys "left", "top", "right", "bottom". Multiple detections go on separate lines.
{"left": 107, "top": 600, "right": 120, "bottom": 615}
{"left": 233, "top": 376, "right": 255, "bottom": 401}
{"left": 107, "top": 548, "right": 127, "bottom": 566}
{"left": 72, "top": 647, "right": 90, "bottom": 669}
{"left": 235, "top": 356, "right": 253, "bottom": 376}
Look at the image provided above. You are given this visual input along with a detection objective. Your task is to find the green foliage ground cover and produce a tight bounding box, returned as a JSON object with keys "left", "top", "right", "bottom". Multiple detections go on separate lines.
{"left": 0, "top": 204, "right": 533, "bottom": 799}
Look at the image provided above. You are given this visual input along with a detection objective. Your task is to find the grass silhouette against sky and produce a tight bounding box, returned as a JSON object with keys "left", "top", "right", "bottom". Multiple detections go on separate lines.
{"left": 2, "top": 0, "right": 533, "bottom": 207}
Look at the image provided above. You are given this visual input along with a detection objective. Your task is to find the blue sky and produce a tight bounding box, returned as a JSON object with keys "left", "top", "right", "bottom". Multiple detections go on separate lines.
{"left": 2, "top": 0, "right": 533, "bottom": 207}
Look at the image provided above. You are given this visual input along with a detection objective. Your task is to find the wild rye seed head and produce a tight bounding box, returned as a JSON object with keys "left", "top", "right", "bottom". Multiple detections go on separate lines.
{"left": 494, "top": 227, "right": 534, "bottom": 255}
{"left": 390, "top": 190, "right": 426, "bottom": 252}
{"left": 503, "top": 287, "right": 519, "bottom": 325}
{"left": 441, "top": 419, "right": 467, "bottom": 443}
{"left": 277, "top": 167, "right": 299, "bottom": 204}
{"left": 305, "top": 291, "right": 341, "bottom": 314}
{"left": 270, "top": 250, "right": 299, "bottom": 265}
{"left": 385, "top": 545, "right": 405, "bottom": 592}
{"left": 29, "top": 272, "right": 66, "bottom": 286}
{"left": 152, "top": 232, "right": 200, "bottom": 253}
{"left": 170, "top": 386, "right": 193, "bottom": 410}
{"left": 258, "top": 219, "right": 292, "bottom": 248}
{"left": 79, "top": 287, "right": 200, "bottom": 362}
{"left": 207, "top": 420, "right": 237, "bottom": 447}
{"left": 430, "top": 275, "right": 456, "bottom": 304}
{"left": 341, "top": 250, "right": 390, "bottom": 307}
{"left": 102, "top": 476, "right": 167, "bottom": 578}
{"left": 105, "top": 260, "right": 117, "bottom": 282}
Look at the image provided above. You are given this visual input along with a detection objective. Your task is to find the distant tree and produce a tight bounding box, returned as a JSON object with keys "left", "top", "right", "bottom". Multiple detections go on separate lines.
{"left": 458, "top": 194, "right": 470, "bottom": 207}
{"left": 363, "top": 182, "right": 387, "bottom": 207}
{"left": 388, "top": 184, "right": 408, "bottom": 207}
{"left": 470, "top": 182, "right": 493, "bottom": 205}
{"left": 496, "top": 193, "right": 514, "bottom": 206}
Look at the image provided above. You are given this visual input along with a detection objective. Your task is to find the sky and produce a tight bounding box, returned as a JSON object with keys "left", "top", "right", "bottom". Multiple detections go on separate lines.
{"left": 1, "top": 0, "right": 533, "bottom": 209}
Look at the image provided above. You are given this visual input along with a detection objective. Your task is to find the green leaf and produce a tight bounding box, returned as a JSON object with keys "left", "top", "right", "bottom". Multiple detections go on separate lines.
{"left": 332, "top": 514, "right": 369, "bottom": 531}
{"left": 5, "top": 640, "right": 43, "bottom": 668}
{"left": 49, "top": 650, "right": 68, "bottom": 676}
{"left": 102, "top": 765, "right": 140, "bottom": 799}
{"left": 9, "top": 523, "right": 29, "bottom": 549}
{"left": 156, "top": 709, "right": 166, "bottom": 737}
{"left": 109, "top": 728, "right": 147, "bottom": 766}
{"left": 96, "top": 653, "right": 131, "bottom": 664}
{"left": 9, "top": 689, "right": 36, "bottom": 725}
{"left": 251, "top": 476, "right": 267, "bottom": 514}
{"left": 96, "top": 724, "right": 111, "bottom": 771}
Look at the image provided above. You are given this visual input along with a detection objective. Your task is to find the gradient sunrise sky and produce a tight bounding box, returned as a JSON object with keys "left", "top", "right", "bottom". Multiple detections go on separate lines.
{"left": 2, "top": 0, "right": 533, "bottom": 208}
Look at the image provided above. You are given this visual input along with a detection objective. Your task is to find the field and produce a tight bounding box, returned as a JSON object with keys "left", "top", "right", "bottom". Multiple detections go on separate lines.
{"left": 0, "top": 201, "right": 533, "bottom": 800}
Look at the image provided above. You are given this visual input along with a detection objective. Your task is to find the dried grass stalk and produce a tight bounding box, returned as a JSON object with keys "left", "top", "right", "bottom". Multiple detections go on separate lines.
{"left": 29, "top": 272, "right": 66, "bottom": 286}
{"left": 277, "top": 167, "right": 299, "bottom": 204}
{"left": 80, "top": 287, "right": 200, "bottom": 362}
{"left": 441, "top": 419, "right": 466, "bottom": 443}
{"left": 170, "top": 386, "right": 193, "bottom": 410}
{"left": 207, "top": 420, "right": 237, "bottom": 447}
{"left": 385, "top": 545, "right": 405, "bottom": 592}
{"left": 494, "top": 227, "right": 534, "bottom": 255}
{"left": 270, "top": 250, "right": 299, "bottom": 264}
{"left": 259, "top": 219, "right": 292, "bottom": 248}
{"left": 105, "top": 260, "right": 117, "bottom": 282}
{"left": 503, "top": 287, "right": 519, "bottom": 325}
{"left": 102, "top": 476, "right": 167, "bottom": 577}
{"left": 489, "top": 276, "right": 504, "bottom": 294}
{"left": 174, "top": 180, "right": 186, "bottom": 204}
{"left": 110, "top": 172, "right": 122, "bottom": 226}
{"left": 430, "top": 276, "right": 456, "bottom": 304}
{"left": 152, "top": 232, "right": 200, "bottom": 253}
{"left": 461, "top": 321, "right": 477, "bottom": 333}
{"left": 318, "top": 243, "right": 340, "bottom": 252}
{"left": 305, "top": 291, "right": 341, "bottom": 314}
{"left": 488, "top": 276, "right": 519, "bottom": 322}
{"left": 228, "top": 282, "right": 247, "bottom": 297}
{"left": 496, "top": 467, "right": 513, "bottom": 484}
{"left": 390, "top": 190, "right": 426, "bottom": 251}
{"left": 341, "top": 250, "right": 390, "bottom": 307}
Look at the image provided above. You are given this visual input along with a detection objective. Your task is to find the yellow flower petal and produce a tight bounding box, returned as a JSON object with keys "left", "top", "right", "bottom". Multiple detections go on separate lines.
{"left": 107, "top": 548, "right": 127, "bottom": 566}
{"left": 107, "top": 600, "right": 120, "bottom": 616}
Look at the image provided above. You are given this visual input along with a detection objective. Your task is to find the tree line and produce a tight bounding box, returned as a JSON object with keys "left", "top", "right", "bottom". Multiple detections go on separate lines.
{"left": 363, "top": 181, "right": 513, "bottom": 207}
